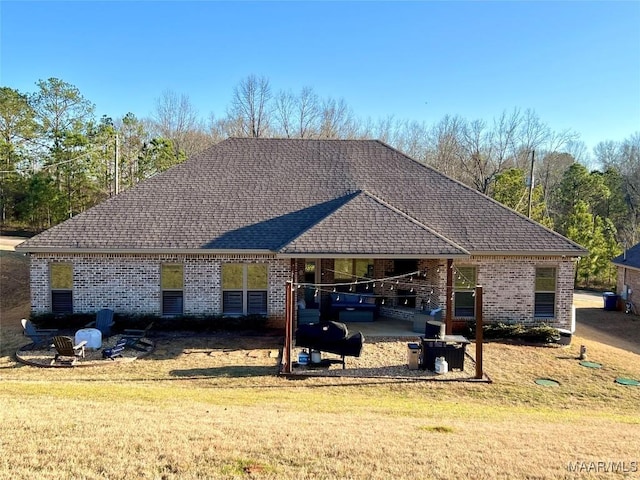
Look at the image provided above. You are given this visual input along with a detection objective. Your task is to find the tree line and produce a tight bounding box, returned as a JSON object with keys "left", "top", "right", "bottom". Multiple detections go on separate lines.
{"left": 1, "top": 75, "right": 638, "bottom": 288}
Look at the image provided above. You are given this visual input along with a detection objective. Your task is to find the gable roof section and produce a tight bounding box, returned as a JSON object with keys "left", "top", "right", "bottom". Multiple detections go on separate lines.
{"left": 612, "top": 243, "right": 640, "bottom": 270}
{"left": 279, "top": 191, "right": 469, "bottom": 257}
{"left": 19, "top": 138, "right": 587, "bottom": 256}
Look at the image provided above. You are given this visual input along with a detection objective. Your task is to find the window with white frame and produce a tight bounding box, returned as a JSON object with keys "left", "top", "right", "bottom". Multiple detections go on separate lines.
{"left": 535, "top": 267, "right": 556, "bottom": 318}
{"left": 51, "top": 263, "right": 73, "bottom": 314}
{"left": 222, "top": 263, "right": 268, "bottom": 315}
{"left": 161, "top": 264, "right": 184, "bottom": 316}
{"left": 454, "top": 266, "right": 476, "bottom": 317}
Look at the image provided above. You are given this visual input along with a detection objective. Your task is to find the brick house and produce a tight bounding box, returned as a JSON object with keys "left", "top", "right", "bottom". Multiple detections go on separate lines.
{"left": 17, "top": 138, "right": 586, "bottom": 331}
{"left": 612, "top": 243, "right": 640, "bottom": 312}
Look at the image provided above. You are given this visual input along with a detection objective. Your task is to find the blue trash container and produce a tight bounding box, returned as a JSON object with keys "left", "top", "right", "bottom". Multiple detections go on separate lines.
{"left": 603, "top": 292, "right": 618, "bottom": 311}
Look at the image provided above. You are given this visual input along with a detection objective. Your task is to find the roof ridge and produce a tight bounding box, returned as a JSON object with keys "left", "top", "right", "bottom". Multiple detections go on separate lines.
{"left": 373, "top": 139, "right": 587, "bottom": 253}
{"left": 360, "top": 190, "right": 469, "bottom": 255}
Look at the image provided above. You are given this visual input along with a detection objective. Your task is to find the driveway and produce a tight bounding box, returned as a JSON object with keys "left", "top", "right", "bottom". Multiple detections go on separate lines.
{"left": 574, "top": 290, "right": 640, "bottom": 355}
{"left": 0, "top": 236, "right": 26, "bottom": 251}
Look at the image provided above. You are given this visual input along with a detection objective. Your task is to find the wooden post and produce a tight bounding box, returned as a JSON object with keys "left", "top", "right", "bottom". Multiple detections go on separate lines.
{"left": 283, "top": 281, "right": 292, "bottom": 374}
{"left": 475, "top": 285, "right": 483, "bottom": 379}
{"left": 446, "top": 259, "right": 453, "bottom": 335}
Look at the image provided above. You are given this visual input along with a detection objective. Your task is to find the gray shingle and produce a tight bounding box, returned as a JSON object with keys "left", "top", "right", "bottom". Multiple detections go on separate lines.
{"left": 612, "top": 243, "right": 640, "bottom": 269}
{"left": 19, "top": 138, "right": 586, "bottom": 256}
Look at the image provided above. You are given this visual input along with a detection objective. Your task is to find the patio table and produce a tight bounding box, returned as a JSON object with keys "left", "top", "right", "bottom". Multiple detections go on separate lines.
{"left": 420, "top": 335, "right": 470, "bottom": 371}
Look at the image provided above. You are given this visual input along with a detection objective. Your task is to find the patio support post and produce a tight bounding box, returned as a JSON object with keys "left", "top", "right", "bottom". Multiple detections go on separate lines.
{"left": 475, "top": 285, "right": 483, "bottom": 379}
{"left": 446, "top": 258, "right": 453, "bottom": 335}
{"left": 283, "top": 281, "right": 292, "bottom": 374}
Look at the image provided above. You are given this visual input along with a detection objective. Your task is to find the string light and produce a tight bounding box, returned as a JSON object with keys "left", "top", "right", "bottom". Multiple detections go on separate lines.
{"left": 292, "top": 269, "right": 467, "bottom": 308}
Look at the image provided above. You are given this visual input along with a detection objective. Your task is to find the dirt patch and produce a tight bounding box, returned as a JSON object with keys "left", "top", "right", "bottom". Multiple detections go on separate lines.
{"left": 0, "top": 251, "right": 31, "bottom": 349}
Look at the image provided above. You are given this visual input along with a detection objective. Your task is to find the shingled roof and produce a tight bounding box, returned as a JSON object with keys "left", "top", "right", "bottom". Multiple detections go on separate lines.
{"left": 19, "top": 138, "right": 586, "bottom": 257}
{"left": 612, "top": 243, "right": 640, "bottom": 270}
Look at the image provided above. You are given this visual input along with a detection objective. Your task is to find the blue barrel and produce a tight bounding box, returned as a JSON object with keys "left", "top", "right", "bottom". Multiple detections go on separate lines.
{"left": 603, "top": 292, "right": 618, "bottom": 311}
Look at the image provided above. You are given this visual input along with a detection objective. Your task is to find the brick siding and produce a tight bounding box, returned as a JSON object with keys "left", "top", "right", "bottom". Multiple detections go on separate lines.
{"left": 617, "top": 266, "right": 640, "bottom": 309}
{"left": 30, "top": 253, "right": 292, "bottom": 327}
{"left": 29, "top": 253, "right": 576, "bottom": 330}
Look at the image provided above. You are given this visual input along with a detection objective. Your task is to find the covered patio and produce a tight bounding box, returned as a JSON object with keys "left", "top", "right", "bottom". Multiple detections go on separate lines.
{"left": 281, "top": 257, "right": 487, "bottom": 380}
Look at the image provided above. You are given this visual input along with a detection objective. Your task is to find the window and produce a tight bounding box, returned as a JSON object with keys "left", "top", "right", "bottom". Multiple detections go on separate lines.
{"left": 334, "top": 259, "right": 373, "bottom": 293}
{"left": 222, "top": 264, "right": 268, "bottom": 315}
{"left": 51, "top": 263, "right": 73, "bottom": 314}
{"left": 161, "top": 264, "right": 183, "bottom": 316}
{"left": 535, "top": 267, "right": 556, "bottom": 318}
{"left": 334, "top": 259, "right": 373, "bottom": 282}
{"left": 454, "top": 266, "right": 476, "bottom": 317}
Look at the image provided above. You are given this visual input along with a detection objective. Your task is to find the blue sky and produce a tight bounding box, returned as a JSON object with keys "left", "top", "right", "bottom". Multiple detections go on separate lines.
{"left": 2, "top": 1, "right": 639, "bottom": 152}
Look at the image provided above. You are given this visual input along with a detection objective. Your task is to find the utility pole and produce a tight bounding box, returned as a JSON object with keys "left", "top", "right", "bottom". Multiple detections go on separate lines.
{"left": 114, "top": 133, "right": 120, "bottom": 195}
{"left": 527, "top": 149, "right": 535, "bottom": 218}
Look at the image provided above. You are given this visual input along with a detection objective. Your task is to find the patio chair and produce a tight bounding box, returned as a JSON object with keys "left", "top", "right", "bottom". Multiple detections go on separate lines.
{"left": 52, "top": 335, "right": 87, "bottom": 364}
{"left": 102, "top": 338, "right": 127, "bottom": 360}
{"left": 121, "top": 322, "right": 154, "bottom": 351}
{"left": 85, "top": 308, "right": 115, "bottom": 337}
{"left": 21, "top": 319, "right": 58, "bottom": 350}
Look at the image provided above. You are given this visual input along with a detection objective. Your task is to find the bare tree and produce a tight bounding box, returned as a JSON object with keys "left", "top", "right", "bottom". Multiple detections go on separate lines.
{"left": 319, "top": 97, "right": 356, "bottom": 139}
{"left": 228, "top": 75, "right": 272, "bottom": 138}
{"left": 459, "top": 118, "right": 499, "bottom": 194}
{"left": 150, "top": 90, "right": 207, "bottom": 157}
{"left": 424, "top": 115, "right": 465, "bottom": 178}
{"left": 274, "top": 89, "right": 296, "bottom": 138}
{"left": 397, "top": 120, "right": 429, "bottom": 162}
{"left": 491, "top": 108, "right": 521, "bottom": 169}
{"left": 596, "top": 133, "right": 640, "bottom": 245}
{"left": 273, "top": 87, "right": 322, "bottom": 138}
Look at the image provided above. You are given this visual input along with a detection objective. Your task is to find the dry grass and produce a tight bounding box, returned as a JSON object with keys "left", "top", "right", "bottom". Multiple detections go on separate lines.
{"left": 1, "top": 251, "right": 640, "bottom": 479}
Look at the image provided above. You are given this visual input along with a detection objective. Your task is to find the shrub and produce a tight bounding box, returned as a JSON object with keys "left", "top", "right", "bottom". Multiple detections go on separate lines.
{"left": 32, "top": 312, "right": 269, "bottom": 333}
{"left": 480, "top": 322, "right": 560, "bottom": 344}
{"left": 31, "top": 313, "right": 95, "bottom": 330}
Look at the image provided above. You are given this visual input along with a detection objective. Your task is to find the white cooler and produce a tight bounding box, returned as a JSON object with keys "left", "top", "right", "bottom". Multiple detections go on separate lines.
{"left": 75, "top": 328, "right": 102, "bottom": 349}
